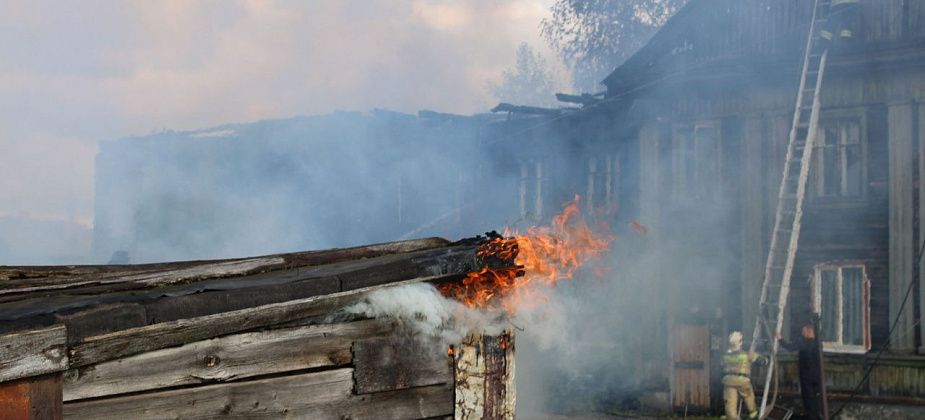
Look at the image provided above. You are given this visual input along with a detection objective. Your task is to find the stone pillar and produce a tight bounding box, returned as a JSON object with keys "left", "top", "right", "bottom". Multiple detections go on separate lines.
{"left": 887, "top": 103, "right": 916, "bottom": 352}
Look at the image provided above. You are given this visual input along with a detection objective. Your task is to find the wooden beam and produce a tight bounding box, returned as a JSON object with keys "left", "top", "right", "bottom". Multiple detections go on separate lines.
{"left": 0, "top": 373, "right": 63, "bottom": 420}
{"left": 69, "top": 274, "right": 456, "bottom": 367}
{"left": 64, "top": 369, "right": 453, "bottom": 420}
{"left": 0, "top": 325, "right": 68, "bottom": 382}
{"left": 0, "top": 237, "right": 451, "bottom": 296}
{"left": 64, "top": 320, "right": 392, "bottom": 401}
{"left": 353, "top": 336, "right": 452, "bottom": 394}
{"left": 888, "top": 103, "right": 916, "bottom": 351}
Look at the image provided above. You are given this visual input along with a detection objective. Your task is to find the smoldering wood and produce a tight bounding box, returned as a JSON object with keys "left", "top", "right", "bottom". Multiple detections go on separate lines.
{"left": 353, "top": 336, "right": 453, "bottom": 394}
{"left": 68, "top": 274, "right": 458, "bottom": 368}
{"left": 63, "top": 369, "right": 453, "bottom": 420}
{"left": 0, "top": 325, "right": 68, "bottom": 382}
{"left": 490, "top": 103, "right": 563, "bottom": 116}
{"left": 0, "top": 242, "right": 480, "bottom": 340}
{"left": 64, "top": 320, "right": 392, "bottom": 401}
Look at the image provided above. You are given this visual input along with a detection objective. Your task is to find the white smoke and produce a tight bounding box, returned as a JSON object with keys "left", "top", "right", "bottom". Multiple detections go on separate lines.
{"left": 344, "top": 279, "right": 575, "bottom": 352}
{"left": 344, "top": 282, "right": 509, "bottom": 346}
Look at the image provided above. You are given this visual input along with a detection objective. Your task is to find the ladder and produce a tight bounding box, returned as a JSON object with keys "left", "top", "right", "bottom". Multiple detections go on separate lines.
{"left": 750, "top": 0, "right": 830, "bottom": 417}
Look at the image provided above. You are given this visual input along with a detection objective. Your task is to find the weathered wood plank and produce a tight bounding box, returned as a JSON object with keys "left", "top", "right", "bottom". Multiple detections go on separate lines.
{"left": 0, "top": 373, "right": 63, "bottom": 420}
{"left": 887, "top": 103, "right": 916, "bottom": 351}
{"left": 0, "top": 325, "right": 68, "bottom": 382}
{"left": 64, "top": 369, "right": 453, "bottom": 420}
{"left": 0, "top": 243, "right": 477, "bottom": 329}
{"left": 353, "top": 336, "right": 452, "bottom": 394}
{"left": 69, "top": 274, "right": 455, "bottom": 367}
{"left": 0, "top": 237, "right": 451, "bottom": 295}
{"left": 64, "top": 320, "right": 392, "bottom": 401}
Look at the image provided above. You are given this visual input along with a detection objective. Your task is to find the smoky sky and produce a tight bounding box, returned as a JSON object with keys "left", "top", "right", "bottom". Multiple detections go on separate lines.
{"left": 0, "top": 0, "right": 560, "bottom": 228}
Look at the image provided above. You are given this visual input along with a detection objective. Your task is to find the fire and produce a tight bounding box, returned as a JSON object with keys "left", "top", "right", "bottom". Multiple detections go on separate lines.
{"left": 439, "top": 194, "right": 614, "bottom": 310}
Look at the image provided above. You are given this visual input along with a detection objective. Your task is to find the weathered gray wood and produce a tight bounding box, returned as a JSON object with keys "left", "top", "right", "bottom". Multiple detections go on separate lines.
{"left": 64, "top": 320, "right": 392, "bottom": 401}
{"left": 353, "top": 336, "right": 452, "bottom": 394}
{"left": 887, "top": 103, "right": 916, "bottom": 351}
{"left": 0, "top": 237, "right": 451, "bottom": 296}
{"left": 64, "top": 368, "right": 453, "bottom": 419}
{"left": 0, "top": 325, "right": 68, "bottom": 382}
{"left": 919, "top": 102, "right": 925, "bottom": 354}
{"left": 69, "top": 274, "right": 454, "bottom": 367}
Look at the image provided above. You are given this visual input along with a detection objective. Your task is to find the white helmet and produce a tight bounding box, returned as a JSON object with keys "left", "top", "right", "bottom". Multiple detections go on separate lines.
{"left": 728, "top": 331, "right": 743, "bottom": 351}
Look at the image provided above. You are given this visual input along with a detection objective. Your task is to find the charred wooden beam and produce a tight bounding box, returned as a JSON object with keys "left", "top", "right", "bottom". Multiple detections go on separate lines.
{"left": 0, "top": 241, "right": 483, "bottom": 339}
{"left": 555, "top": 92, "right": 603, "bottom": 105}
{"left": 0, "top": 237, "right": 451, "bottom": 296}
{"left": 490, "top": 103, "right": 562, "bottom": 116}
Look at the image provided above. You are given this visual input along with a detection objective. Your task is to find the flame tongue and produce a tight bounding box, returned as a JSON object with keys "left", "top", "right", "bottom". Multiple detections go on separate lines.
{"left": 439, "top": 195, "right": 614, "bottom": 310}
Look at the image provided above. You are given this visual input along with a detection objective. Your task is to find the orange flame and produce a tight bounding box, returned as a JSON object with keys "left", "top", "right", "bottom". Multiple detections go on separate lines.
{"left": 439, "top": 194, "right": 614, "bottom": 310}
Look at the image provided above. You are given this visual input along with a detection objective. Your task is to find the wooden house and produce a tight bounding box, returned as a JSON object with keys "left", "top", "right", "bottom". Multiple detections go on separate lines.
{"left": 486, "top": 0, "right": 925, "bottom": 417}
{"left": 0, "top": 238, "right": 515, "bottom": 419}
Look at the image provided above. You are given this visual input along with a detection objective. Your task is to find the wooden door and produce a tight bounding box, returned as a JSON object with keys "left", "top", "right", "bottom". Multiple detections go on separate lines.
{"left": 670, "top": 322, "right": 711, "bottom": 411}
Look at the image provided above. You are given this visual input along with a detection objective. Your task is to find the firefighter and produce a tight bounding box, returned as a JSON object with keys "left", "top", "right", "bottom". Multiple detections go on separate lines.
{"left": 820, "top": 0, "right": 861, "bottom": 49}
{"left": 723, "top": 331, "right": 759, "bottom": 419}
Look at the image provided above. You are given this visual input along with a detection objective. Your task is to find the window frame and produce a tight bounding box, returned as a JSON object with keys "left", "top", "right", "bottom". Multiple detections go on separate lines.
{"left": 811, "top": 262, "right": 871, "bottom": 354}
{"left": 671, "top": 120, "right": 722, "bottom": 201}
{"left": 811, "top": 110, "right": 868, "bottom": 203}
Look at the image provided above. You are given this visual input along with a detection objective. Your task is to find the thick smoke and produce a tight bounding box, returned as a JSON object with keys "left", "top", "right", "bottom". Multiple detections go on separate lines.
{"left": 343, "top": 282, "right": 508, "bottom": 346}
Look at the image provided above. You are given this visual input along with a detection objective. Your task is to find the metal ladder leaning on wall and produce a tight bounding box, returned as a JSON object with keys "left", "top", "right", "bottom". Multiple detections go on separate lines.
{"left": 750, "top": 0, "right": 830, "bottom": 417}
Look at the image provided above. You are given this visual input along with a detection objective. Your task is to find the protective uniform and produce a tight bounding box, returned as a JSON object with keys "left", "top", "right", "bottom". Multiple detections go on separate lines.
{"left": 723, "top": 332, "right": 759, "bottom": 419}
{"left": 820, "top": 0, "right": 861, "bottom": 47}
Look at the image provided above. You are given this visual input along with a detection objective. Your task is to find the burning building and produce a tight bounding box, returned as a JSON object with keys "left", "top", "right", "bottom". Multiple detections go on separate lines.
{"left": 487, "top": 0, "right": 925, "bottom": 417}
{"left": 42, "top": 0, "right": 925, "bottom": 418}
{"left": 0, "top": 237, "right": 518, "bottom": 418}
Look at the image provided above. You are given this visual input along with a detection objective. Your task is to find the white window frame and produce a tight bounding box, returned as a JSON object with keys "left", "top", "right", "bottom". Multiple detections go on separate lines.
{"left": 812, "top": 262, "right": 871, "bottom": 353}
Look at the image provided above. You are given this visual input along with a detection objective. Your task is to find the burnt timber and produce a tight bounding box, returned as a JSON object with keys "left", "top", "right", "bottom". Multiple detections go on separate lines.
{"left": 0, "top": 237, "right": 515, "bottom": 419}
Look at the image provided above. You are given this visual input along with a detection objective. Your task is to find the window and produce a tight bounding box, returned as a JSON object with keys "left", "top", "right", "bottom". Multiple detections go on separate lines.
{"left": 812, "top": 263, "right": 870, "bottom": 353}
{"left": 814, "top": 119, "right": 863, "bottom": 198}
{"left": 519, "top": 160, "right": 543, "bottom": 221}
{"left": 673, "top": 122, "right": 720, "bottom": 200}
{"left": 585, "top": 154, "right": 620, "bottom": 216}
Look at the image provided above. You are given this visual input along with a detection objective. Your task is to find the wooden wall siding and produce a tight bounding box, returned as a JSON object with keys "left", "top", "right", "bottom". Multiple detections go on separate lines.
{"left": 64, "top": 369, "right": 453, "bottom": 420}
{"left": 606, "top": 0, "right": 925, "bottom": 96}
{"left": 0, "top": 325, "right": 67, "bottom": 383}
{"left": 353, "top": 336, "right": 452, "bottom": 395}
{"left": 768, "top": 355, "right": 925, "bottom": 399}
{"left": 66, "top": 274, "right": 453, "bottom": 369}
{"left": 920, "top": 103, "right": 925, "bottom": 353}
{"left": 888, "top": 103, "right": 917, "bottom": 351}
{"left": 742, "top": 116, "right": 768, "bottom": 340}
{"left": 63, "top": 320, "right": 391, "bottom": 401}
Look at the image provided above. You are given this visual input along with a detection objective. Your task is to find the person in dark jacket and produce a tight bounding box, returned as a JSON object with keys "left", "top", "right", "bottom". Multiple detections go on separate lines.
{"left": 779, "top": 325, "right": 823, "bottom": 420}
